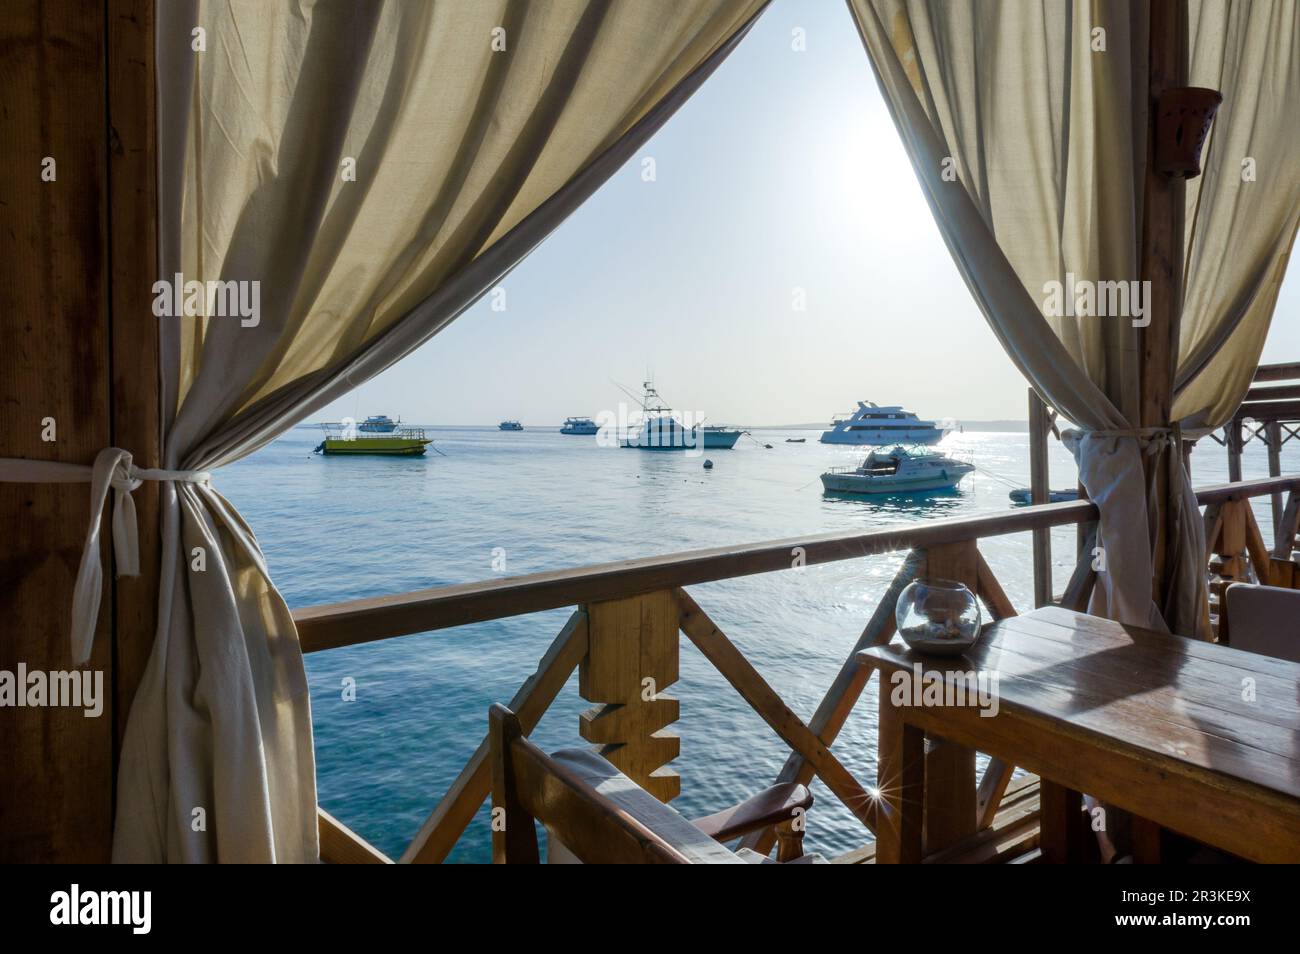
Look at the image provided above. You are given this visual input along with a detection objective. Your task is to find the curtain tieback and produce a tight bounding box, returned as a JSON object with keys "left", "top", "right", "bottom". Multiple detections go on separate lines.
{"left": 0, "top": 447, "right": 211, "bottom": 664}
{"left": 1076, "top": 426, "right": 1180, "bottom": 456}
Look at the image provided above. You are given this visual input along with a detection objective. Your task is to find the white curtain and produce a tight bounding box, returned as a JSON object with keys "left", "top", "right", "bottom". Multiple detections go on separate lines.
{"left": 847, "top": 0, "right": 1300, "bottom": 637}
{"left": 108, "top": 0, "right": 769, "bottom": 862}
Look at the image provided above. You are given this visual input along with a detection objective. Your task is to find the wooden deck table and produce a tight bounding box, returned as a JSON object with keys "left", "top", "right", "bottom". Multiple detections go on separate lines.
{"left": 861, "top": 605, "right": 1300, "bottom": 864}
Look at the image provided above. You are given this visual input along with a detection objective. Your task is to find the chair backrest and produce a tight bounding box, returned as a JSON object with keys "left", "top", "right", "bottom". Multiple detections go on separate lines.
{"left": 1224, "top": 583, "right": 1300, "bottom": 663}
{"left": 489, "top": 703, "right": 699, "bottom": 864}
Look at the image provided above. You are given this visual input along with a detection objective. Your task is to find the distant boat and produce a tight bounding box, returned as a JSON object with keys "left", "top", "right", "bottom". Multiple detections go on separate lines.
{"left": 820, "top": 402, "right": 949, "bottom": 445}
{"left": 358, "top": 414, "right": 399, "bottom": 433}
{"left": 1009, "top": 487, "right": 1079, "bottom": 505}
{"left": 499, "top": 420, "right": 523, "bottom": 431}
{"left": 820, "top": 446, "right": 973, "bottom": 495}
{"left": 560, "top": 416, "right": 599, "bottom": 435}
{"left": 313, "top": 423, "right": 432, "bottom": 456}
{"left": 618, "top": 381, "right": 741, "bottom": 451}
{"left": 785, "top": 438, "right": 806, "bottom": 443}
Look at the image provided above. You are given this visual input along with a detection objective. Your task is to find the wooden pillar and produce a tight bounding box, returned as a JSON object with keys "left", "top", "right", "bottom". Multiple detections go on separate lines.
{"left": 1227, "top": 421, "right": 1244, "bottom": 483}
{"left": 0, "top": 1, "right": 114, "bottom": 862}
{"left": 1028, "top": 389, "right": 1052, "bottom": 607}
{"left": 579, "top": 591, "right": 681, "bottom": 802}
{"left": 1266, "top": 421, "right": 1283, "bottom": 537}
{"left": 918, "top": 542, "right": 978, "bottom": 853}
{"left": 0, "top": 0, "right": 159, "bottom": 863}
{"left": 1138, "top": 0, "right": 1188, "bottom": 609}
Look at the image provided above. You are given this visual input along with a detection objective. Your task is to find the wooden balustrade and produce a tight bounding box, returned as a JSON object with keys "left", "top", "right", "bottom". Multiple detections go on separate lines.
{"left": 307, "top": 474, "right": 1300, "bottom": 864}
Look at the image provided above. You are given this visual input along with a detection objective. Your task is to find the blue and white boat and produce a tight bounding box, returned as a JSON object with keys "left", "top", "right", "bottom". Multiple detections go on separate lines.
{"left": 560, "top": 416, "right": 600, "bottom": 435}
{"left": 499, "top": 420, "right": 523, "bottom": 431}
{"left": 358, "top": 414, "right": 399, "bottom": 433}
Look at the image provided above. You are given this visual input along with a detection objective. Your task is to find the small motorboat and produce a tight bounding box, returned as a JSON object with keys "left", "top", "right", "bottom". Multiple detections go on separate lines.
{"left": 499, "top": 420, "right": 524, "bottom": 431}
{"left": 820, "top": 446, "right": 974, "bottom": 495}
{"left": 785, "top": 438, "right": 806, "bottom": 443}
{"left": 1009, "top": 487, "right": 1080, "bottom": 505}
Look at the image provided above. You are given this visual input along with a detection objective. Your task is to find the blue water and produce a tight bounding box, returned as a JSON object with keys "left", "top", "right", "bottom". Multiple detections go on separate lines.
{"left": 218, "top": 425, "right": 1296, "bottom": 862}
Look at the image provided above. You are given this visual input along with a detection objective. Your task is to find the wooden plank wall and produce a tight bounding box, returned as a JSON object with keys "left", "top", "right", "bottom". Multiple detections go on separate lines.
{"left": 0, "top": 0, "right": 158, "bottom": 862}
{"left": 0, "top": 1, "right": 114, "bottom": 862}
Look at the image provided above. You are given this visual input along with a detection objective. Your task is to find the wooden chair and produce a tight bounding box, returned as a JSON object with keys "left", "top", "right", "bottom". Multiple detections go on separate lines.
{"left": 1224, "top": 583, "right": 1300, "bottom": 663}
{"left": 488, "top": 703, "right": 822, "bottom": 864}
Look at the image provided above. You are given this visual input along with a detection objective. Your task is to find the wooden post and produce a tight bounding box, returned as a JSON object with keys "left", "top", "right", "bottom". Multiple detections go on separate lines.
{"left": 1266, "top": 421, "right": 1283, "bottom": 538}
{"left": 1138, "top": 0, "right": 1188, "bottom": 610}
{"left": 0, "top": 1, "right": 116, "bottom": 863}
{"left": 1028, "top": 389, "right": 1052, "bottom": 607}
{"left": 918, "top": 542, "right": 978, "bottom": 853}
{"left": 579, "top": 591, "right": 681, "bottom": 802}
{"left": 1227, "top": 421, "right": 1244, "bottom": 482}
{"left": 107, "top": 0, "right": 161, "bottom": 750}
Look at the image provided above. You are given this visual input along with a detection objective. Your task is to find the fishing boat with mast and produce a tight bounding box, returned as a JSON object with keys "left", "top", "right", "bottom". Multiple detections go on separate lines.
{"left": 616, "top": 380, "right": 741, "bottom": 450}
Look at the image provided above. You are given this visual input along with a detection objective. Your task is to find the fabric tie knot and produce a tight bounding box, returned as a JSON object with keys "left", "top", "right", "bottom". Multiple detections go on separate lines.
{"left": 0, "top": 447, "right": 211, "bottom": 663}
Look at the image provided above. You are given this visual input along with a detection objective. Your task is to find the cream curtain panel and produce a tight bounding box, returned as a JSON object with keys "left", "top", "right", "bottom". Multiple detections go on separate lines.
{"left": 848, "top": 0, "right": 1300, "bottom": 636}
{"left": 111, "top": 0, "right": 768, "bottom": 862}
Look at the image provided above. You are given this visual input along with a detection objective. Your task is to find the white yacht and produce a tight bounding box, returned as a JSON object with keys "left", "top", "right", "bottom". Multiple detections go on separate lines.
{"left": 619, "top": 382, "right": 741, "bottom": 451}
{"left": 560, "top": 416, "right": 600, "bottom": 435}
{"left": 820, "top": 446, "right": 973, "bottom": 495}
{"left": 820, "top": 402, "right": 949, "bottom": 445}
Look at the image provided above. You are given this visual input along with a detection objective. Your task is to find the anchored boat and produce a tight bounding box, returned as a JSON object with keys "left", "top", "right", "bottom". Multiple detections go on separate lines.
{"left": 560, "top": 416, "right": 599, "bottom": 435}
{"left": 358, "top": 414, "right": 399, "bottom": 433}
{"left": 619, "top": 381, "right": 741, "bottom": 450}
{"left": 313, "top": 423, "right": 432, "bottom": 456}
{"left": 820, "top": 401, "right": 950, "bottom": 445}
{"left": 820, "top": 446, "right": 973, "bottom": 495}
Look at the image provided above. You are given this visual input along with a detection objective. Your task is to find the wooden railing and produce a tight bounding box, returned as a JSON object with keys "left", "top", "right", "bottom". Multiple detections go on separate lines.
{"left": 301, "top": 474, "right": 1300, "bottom": 863}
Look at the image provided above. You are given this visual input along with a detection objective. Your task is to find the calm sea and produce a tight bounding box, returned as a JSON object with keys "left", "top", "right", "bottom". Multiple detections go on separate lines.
{"left": 218, "top": 424, "right": 1296, "bottom": 862}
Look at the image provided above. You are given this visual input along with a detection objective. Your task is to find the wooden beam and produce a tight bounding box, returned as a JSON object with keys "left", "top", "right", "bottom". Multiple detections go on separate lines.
{"left": 918, "top": 543, "right": 978, "bottom": 853}
{"left": 0, "top": 0, "right": 114, "bottom": 863}
{"left": 400, "top": 610, "right": 588, "bottom": 863}
{"left": 1253, "top": 362, "right": 1300, "bottom": 383}
{"left": 1138, "top": 0, "right": 1189, "bottom": 610}
{"left": 106, "top": 0, "right": 160, "bottom": 750}
{"left": 293, "top": 503, "right": 1097, "bottom": 652}
{"left": 579, "top": 591, "right": 680, "bottom": 802}
{"left": 292, "top": 476, "right": 1300, "bottom": 653}
{"left": 676, "top": 589, "right": 878, "bottom": 836}
{"left": 1059, "top": 524, "right": 1099, "bottom": 612}
{"left": 318, "top": 808, "right": 391, "bottom": 864}
{"left": 738, "top": 549, "right": 924, "bottom": 854}
{"left": 1028, "top": 389, "right": 1053, "bottom": 607}
{"left": 1267, "top": 422, "right": 1284, "bottom": 537}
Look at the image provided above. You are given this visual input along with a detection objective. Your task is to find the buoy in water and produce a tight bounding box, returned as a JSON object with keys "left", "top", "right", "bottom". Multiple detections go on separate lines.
{"left": 703, "top": 459, "right": 714, "bottom": 470}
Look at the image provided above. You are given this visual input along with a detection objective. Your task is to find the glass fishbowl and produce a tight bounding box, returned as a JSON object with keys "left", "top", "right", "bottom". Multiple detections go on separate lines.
{"left": 895, "top": 578, "right": 982, "bottom": 656}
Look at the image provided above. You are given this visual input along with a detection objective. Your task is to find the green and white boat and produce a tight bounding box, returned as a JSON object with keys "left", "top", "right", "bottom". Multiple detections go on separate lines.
{"left": 313, "top": 422, "right": 433, "bottom": 456}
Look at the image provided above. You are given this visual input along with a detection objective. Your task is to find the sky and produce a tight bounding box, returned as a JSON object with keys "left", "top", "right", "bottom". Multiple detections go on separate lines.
{"left": 317, "top": 0, "right": 1299, "bottom": 428}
